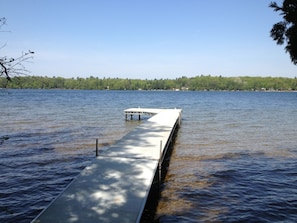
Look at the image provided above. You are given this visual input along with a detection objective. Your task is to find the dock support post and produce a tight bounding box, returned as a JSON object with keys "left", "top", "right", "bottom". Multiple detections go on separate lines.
{"left": 138, "top": 114, "right": 141, "bottom": 120}
{"left": 158, "top": 140, "right": 162, "bottom": 188}
{"left": 96, "top": 138, "right": 99, "bottom": 157}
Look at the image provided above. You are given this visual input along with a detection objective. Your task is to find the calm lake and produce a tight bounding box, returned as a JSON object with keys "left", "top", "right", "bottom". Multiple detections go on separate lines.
{"left": 0, "top": 89, "right": 297, "bottom": 222}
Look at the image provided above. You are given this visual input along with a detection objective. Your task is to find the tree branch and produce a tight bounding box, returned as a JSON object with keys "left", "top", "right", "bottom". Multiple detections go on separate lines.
{"left": 0, "top": 50, "right": 34, "bottom": 80}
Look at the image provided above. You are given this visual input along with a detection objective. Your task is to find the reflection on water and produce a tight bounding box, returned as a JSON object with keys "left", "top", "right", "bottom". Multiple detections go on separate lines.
{"left": 0, "top": 90, "right": 297, "bottom": 222}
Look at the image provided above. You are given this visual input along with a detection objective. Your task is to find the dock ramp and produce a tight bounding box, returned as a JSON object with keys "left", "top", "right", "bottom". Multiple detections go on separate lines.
{"left": 32, "top": 108, "right": 182, "bottom": 223}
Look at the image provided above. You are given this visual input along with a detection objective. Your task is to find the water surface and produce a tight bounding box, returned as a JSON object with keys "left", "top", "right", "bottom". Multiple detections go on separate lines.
{"left": 0, "top": 90, "right": 296, "bottom": 222}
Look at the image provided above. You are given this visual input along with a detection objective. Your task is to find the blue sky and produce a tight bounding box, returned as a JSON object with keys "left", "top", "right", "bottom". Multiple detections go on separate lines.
{"left": 1, "top": 0, "right": 296, "bottom": 79}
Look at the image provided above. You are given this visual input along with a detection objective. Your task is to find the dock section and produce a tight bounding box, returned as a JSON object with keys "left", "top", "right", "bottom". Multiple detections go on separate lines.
{"left": 33, "top": 108, "right": 182, "bottom": 223}
{"left": 124, "top": 108, "right": 164, "bottom": 120}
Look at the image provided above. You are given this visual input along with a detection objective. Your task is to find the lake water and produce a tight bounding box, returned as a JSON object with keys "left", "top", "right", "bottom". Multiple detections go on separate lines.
{"left": 0, "top": 89, "right": 297, "bottom": 222}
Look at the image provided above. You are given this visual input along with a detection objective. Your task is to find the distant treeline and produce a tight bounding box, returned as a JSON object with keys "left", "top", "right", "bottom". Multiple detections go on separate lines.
{"left": 1, "top": 75, "right": 297, "bottom": 91}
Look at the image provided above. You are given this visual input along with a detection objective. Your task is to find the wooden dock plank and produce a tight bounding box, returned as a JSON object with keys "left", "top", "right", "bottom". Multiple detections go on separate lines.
{"left": 32, "top": 108, "right": 182, "bottom": 223}
{"left": 103, "top": 122, "right": 172, "bottom": 160}
{"left": 34, "top": 157, "right": 158, "bottom": 223}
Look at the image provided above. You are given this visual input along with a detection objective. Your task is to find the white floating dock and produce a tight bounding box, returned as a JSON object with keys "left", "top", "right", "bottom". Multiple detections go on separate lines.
{"left": 32, "top": 108, "right": 182, "bottom": 223}
{"left": 124, "top": 108, "right": 165, "bottom": 120}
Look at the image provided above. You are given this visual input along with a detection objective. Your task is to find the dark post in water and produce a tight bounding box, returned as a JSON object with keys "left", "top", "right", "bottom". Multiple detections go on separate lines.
{"left": 96, "top": 138, "right": 99, "bottom": 157}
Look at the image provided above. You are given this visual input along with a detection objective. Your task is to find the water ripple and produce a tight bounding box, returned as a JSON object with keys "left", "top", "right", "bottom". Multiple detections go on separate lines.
{"left": 1, "top": 90, "right": 297, "bottom": 222}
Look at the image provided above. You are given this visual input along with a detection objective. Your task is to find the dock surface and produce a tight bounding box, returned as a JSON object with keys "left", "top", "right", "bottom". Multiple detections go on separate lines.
{"left": 33, "top": 108, "right": 182, "bottom": 223}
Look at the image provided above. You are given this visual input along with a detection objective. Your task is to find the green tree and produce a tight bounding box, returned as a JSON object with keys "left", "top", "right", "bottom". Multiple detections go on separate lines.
{"left": 270, "top": 0, "right": 297, "bottom": 64}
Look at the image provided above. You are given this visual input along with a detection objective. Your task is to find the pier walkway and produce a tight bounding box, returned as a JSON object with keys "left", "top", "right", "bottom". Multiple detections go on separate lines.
{"left": 33, "top": 108, "right": 182, "bottom": 223}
